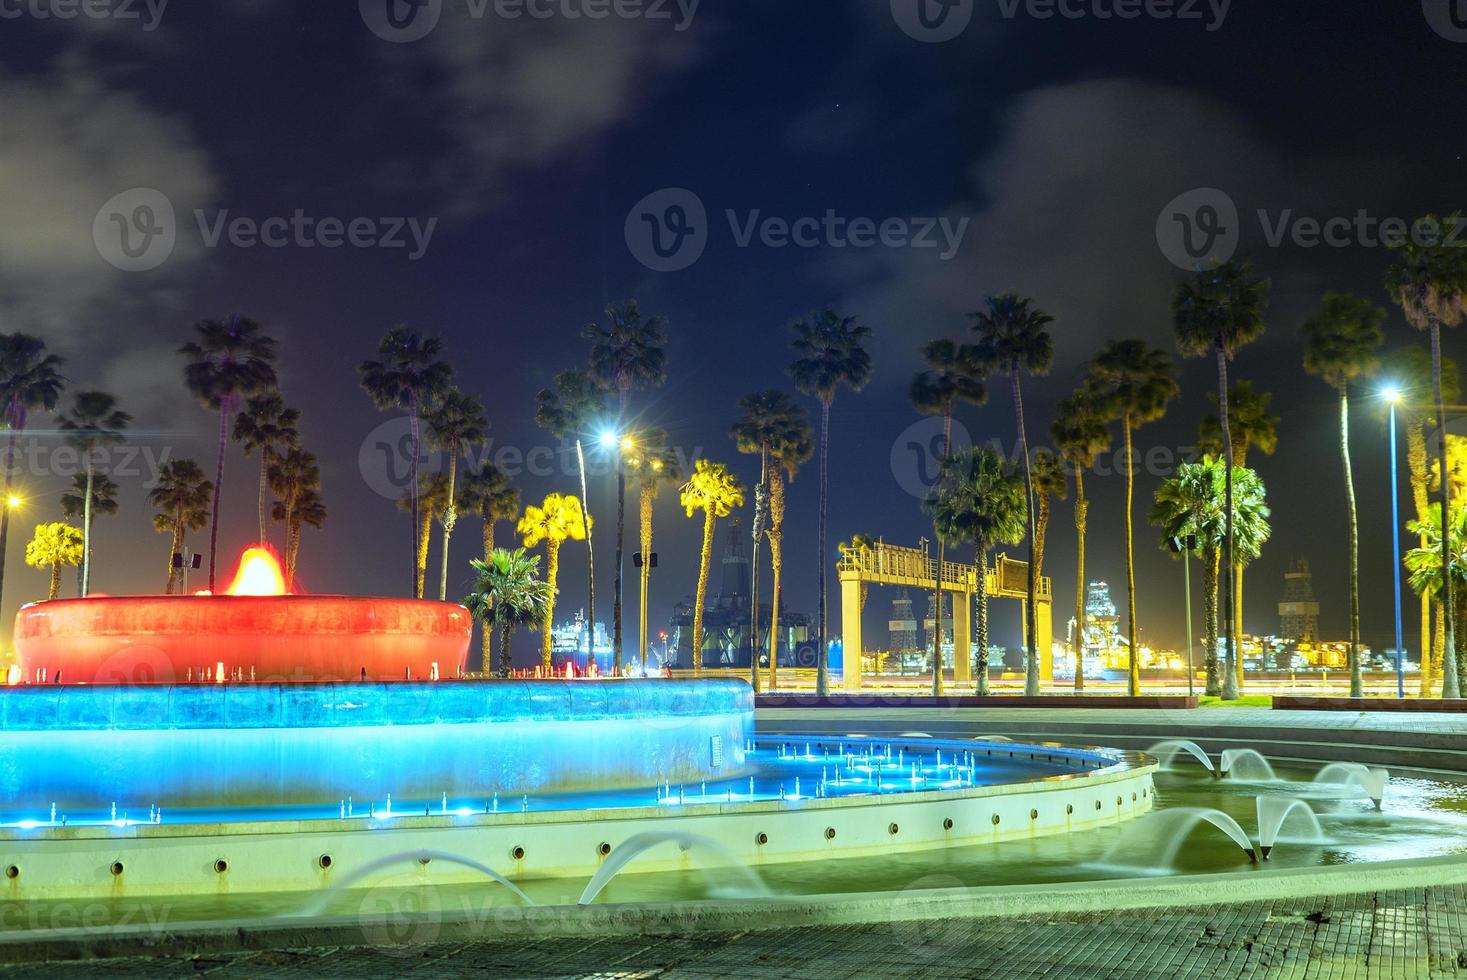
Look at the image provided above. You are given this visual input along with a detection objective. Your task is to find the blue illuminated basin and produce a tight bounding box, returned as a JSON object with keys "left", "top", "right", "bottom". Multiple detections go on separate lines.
{"left": 0, "top": 679, "right": 753, "bottom": 811}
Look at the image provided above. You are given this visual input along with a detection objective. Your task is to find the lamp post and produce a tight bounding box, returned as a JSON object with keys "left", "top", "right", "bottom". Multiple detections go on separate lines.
{"left": 1383, "top": 387, "right": 1406, "bottom": 700}
{"left": 599, "top": 428, "right": 637, "bottom": 675}
{"left": 1168, "top": 534, "right": 1198, "bottom": 698}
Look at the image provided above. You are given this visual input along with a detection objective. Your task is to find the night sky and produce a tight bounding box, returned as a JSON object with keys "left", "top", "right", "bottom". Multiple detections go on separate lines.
{"left": 3, "top": 2, "right": 1466, "bottom": 661}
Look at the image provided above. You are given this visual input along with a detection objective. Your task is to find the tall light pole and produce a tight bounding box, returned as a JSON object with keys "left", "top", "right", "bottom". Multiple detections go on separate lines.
{"left": 1384, "top": 387, "right": 1406, "bottom": 700}
{"left": 1168, "top": 534, "right": 1197, "bottom": 698}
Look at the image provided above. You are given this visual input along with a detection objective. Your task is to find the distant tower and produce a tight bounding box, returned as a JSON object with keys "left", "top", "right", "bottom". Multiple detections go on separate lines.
{"left": 1084, "top": 582, "right": 1121, "bottom": 654}
{"left": 719, "top": 518, "right": 749, "bottom": 601}
{"left": 1278, "top": 560, "right": 1320, "bottom": 642}
{"left": 888, "top": 590, "right": 919, "bottom": 653}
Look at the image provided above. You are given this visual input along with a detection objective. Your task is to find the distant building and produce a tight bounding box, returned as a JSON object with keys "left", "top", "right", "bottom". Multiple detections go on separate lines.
{"left": 888, "top": 590, "right": 919, "bottom": 654}
{"left": 1278, "top": 560, "right": 1321, "bottom": 642}
{"left": 1083, "top": 581, "right": 1122, "bottom": 656}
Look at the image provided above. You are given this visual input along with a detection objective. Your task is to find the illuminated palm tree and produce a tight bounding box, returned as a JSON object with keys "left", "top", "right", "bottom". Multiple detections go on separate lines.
{"left": 1173, "top": 260, "right": 1269, "bottom": 699}
{"left": 1389, "top": 217, "right": 1467, "bottom": 696}
{"left": 147, "top": 459, "right": 212, "bottom": 594}
{"left": 233, "top": 393, "right": 300, "bottom": 546}
{"left": 269, "top": 447, "right": 322, "bottom": 588}
{"left": 732, "top": 390, "right": 813, "bottom": 690}
{"left": 910, "top": 339, "right": 986, "bottom": 695}
{"left": 0, "top": 334, "right": 65, "bottom": 615}
{"left": 680, "top": 460, "right": 745, "bottom": 673}
{"left": 789, "top": 309, "right": 873, "bottom": 694}
{"left": 924, "top": 449, "right": 1026, "bottom": 696}
{"left": 464, "top": 548, "right": 554, "bottom": 678}
{"left": 457, "top": 462, "right": 522, "bottom": 670}
{"left": 518, "top": 493, "right": 589, "bottom": 670}
{"left": 359, "top": 328, "right": 453, "bottom": 597}
{"left": 425, "top": 387, "right": 487, "bottom": 602}
{"left": 58, "top": 391, "right": 130, "bottom": 596}
{"left": 181, "top": 316, "right": 278, "bottom": 593}
{"left": 535, "top": 370, "right": 607, "bottom": 660}
{"left": 971, "top": 294, "right": 1054, "bottom": 695}
{"left": 1302, "top": 292, "right": 1386, "bottom": 698}
{"left": 61, "top": 473, "right": 119, "bottom": 597}
{"left": 1383, "top": 346, "right": 1461, "bottom": 692}
{"left": 585, "top": 300, "right": 668, "bottom": 670}
{"left": 274, "top": 486, "right": 326, "bottom": 585}
{"left": 1086, "top": 340, "right": 1180, "bottom": 695}
{"left": 1051, "top": 390, "right": 1111, "bottom": 691}
{"left": 24, "top": 522, "right": 82, "bottom": 601}
{"left": 1407, "top": 502, "right": 1467, "bottom": 688}
{"left": 626, "top": 430, "right": 682, "bottom": 669}
{"left": 397, "top": 471, "right": 450, "bottom": 601}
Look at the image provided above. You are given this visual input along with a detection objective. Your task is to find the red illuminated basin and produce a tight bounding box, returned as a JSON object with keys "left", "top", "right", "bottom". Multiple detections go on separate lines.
{"left": 13, "top": 593, "right": 472, "bottom": 684}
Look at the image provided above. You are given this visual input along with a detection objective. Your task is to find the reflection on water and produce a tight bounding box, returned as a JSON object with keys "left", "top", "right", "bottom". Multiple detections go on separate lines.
{"left": 8, "top": 763, "right": 1467, "bottom": 932}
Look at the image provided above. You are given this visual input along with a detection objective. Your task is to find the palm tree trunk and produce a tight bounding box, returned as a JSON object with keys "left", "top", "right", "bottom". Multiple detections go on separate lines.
{"left": 415, "top": 507, "right": 432, "bottom": 600}
{"left": 409, "top": 394, "right": 422, "bottom": 598}
{"left": 208, "top": 408, "right": 228, "bottom": 593}
{"left": 1203, "top": 546, "right": 1220, "bottom": 695}
{"left": 166, "top": 504, "right": 185, "bottom": 594}
{"left": 613, "top": 390, "right": 628, "bottom": 673}
{"left": 1432, "top": 320, "right": 1459, "bottom": 698}
{"left": 499, "top": 620, "right": 514, "bottom": 678}
{"left": 257, "top": 455, "right": 268, "bottom": 546}
{"left": 816, "top": 398, "right": 831, "bottom": 697}
{"left": 1339, "top": 383, "right": 1363, "bottom": 698}
{"left": 0, "top": 426, "right": 17, "bottom": 614}
{"left": 1123, "top": 417, "right": 1140, "bottom": 697}
{"left": 975, "top": 537, "right": 991, "bottom": 696}
{"left": 1013, "top": 369, "right": 1040, "bottom": 697}
{"left": 542, "top": 541, "right": 560, "bottom": 670}
{"left": 768, "top": 468, "right": 786, "bottom": 690}
{"left": 1216, "top": 347, "right": 1238, "bottom": 701}
{"left": 48, "top": 561, "right": 60, "bottom": 601}
{"left": 749, "top": 447, "right": 767, "bottom": 694}
{"left": 1073, "top": 467, "right": 1088, "bottom": 691}
{"left": 1409, "top": 419, "right": 1434, "bottom": 693}
{"left": 438, "top": 447, "right": 459, "bottom": 602}
{"left": 693, "top": 509, "right": 716, "bottom": 674}
{"left": 482, "top": 520, "right": 495, "bottom": 672}
{"left": 288, "top": 517, "right": 302, "bottom": 584}
{"left": 575, "top": 438, "right": 596, "bottom": 666}
{"left": 933, "top": 411, "right": 951, "bottom": 696}
{"left": 640, "top": 486, "right": 653, "bottom": 668}
{"left": 81, "top": 462, "right": 94, "bottom": 596}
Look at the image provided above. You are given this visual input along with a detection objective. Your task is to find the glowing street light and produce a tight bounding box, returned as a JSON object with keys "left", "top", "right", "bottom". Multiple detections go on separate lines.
{"left": 5, "top": 496, "right": 20, "bottom": 510}
{"left": 1382, "top": 384, "right": 1405, "bottom": 699}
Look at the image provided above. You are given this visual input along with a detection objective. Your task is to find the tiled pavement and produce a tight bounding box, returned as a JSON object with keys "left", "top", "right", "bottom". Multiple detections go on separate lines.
{"left": 8, "top": 886, "right": 1467, "bottom": 978}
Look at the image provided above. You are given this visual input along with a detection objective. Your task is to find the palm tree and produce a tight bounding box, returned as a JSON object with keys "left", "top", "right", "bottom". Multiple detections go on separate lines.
{"left": 535, "top": 370, "right": 607, "bottom": 661}
{"left": 923, "top": 449, "right": 1027, "bottom": 696}
{"left": 397, "top": 471, "right": 451, "bottom": 600}
{"left": 1051, "top": 391, "right": 1111, "bottom": 691}
{"left": 0, "top": 334, "right": 65, "bottom": 616}
{"left": 56, "top": 391, "right": 129, "bottom": 597}
{"left": 585, "top": 300, "right": 669, "bottom": 672}
{"left": 1173, "top": 260, "right": 1269, "bottom": 700}
{"left": 789, "top": 309, "right": 874, "bottom": 695}
{"left": 732, "top": 391, "right": 814, "bottom": 691}
{"left": 24, "top": 522, "right": 82, "bottom": 601}
{"left": 1383, "top": 346, "right": 1462, "bottom": 693}
{"left": 61, "top": 472, "right": 119, "bottom": 596}
{"left": 971, "top": 294, "right": 1054, "bottom": 696}
{"left": 626, "top": 430, "right": 682, "bottom": 669}
{"left": 456, "top": 462, "right": 521, "bottom": 670}
{"left": 1389, "top": 217, "right": 1467, "bottom": 697}
{"left": 269, "top": 447, "right": 322, "bottom": 588}
{"left": 680, "top": 459, "right": 745, "bottom": 673}
{"left": 233, "top": 393, "right": 300, "bottom": 546}
{"left": 274, "top": 486, "right": 326, "bottom": 585}
{"left": 147, "top": 459, "right": 212, "bottom": 594}
{"left": 1030, "top": 451, "right": 1065, "bottom": 584}
{"left": 1197, "top": 379, "right": 1279, "bottom": 692}
{"left": 1407, "top": 502, "right": 1467, "bottom": 693}
{"left": 181, "top": 316, "right": 279, "bottom": 593}
{"left": 1302, "top": 292, "right": 1386, "bottom": 698}
{"left": 464, "top": 548, "right": 555, "bottom": 678}
{"left": 1086, "top": 340, "right": 1180, "bottom": 695}
{"left": 517, "top": 493, "right": 589, "bottom": 670}
{"left": 425, "top": 388, "right": 487, "bottom": 602}
{"left": 359, "top": 328, "right": 453, "bottom": 597}
{"left": 910, "top": 339, "right": 986, "bottom": 695}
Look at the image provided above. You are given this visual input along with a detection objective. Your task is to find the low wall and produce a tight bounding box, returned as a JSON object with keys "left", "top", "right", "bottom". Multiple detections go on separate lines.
{"left": 1273, "top": 696, "right": 1467, "bottom": 713}
{"left": 757, "top": 694, "right": 1198, "bottom": 709}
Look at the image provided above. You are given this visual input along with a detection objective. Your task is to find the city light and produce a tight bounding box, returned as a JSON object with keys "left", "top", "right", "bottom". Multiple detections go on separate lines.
{"left": 1381, "top": 385, "right": 1402, "bottom": 404}
{"left": 5, "top": 496, "right": 19, "bottom": 510}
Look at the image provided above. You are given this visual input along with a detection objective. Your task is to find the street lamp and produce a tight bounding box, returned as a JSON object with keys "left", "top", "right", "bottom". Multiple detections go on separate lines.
{"left": 597, "top": 425, "right": 637, "bottom": 674}
{"left": 1167, "top": 534, "right": 1198, "bottom": 697}
{"left": 1383, "top": 386, "right": 1406, "bottom": 700}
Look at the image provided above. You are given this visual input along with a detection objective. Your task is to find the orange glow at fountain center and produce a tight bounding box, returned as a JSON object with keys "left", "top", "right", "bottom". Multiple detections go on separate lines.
{"left": 225, "top": 547, "right": 288, "bottom": 597}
